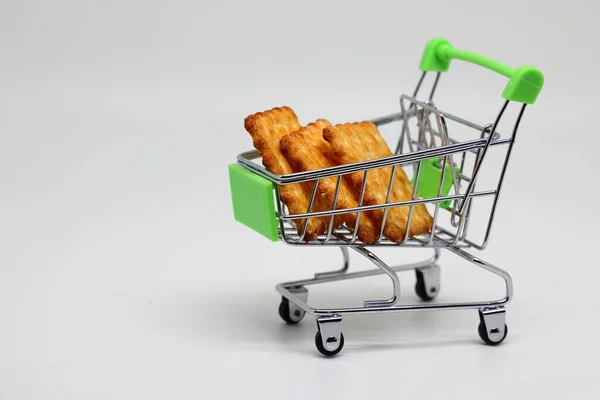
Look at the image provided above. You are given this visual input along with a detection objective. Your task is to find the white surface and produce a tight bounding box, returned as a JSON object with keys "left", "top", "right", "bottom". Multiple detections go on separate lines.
{"left": 1, "top": 1, "right": 599, "bottom": 399}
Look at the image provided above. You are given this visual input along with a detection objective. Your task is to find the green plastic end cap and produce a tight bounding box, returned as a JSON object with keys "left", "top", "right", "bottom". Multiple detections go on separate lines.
{"left": 413, "top": 158, "right": 461, "bottom": 209}
{"left": 501, "top": 65, "right": 544, "bottom": 104}
{"left": 228, "top": 164, "right": 279, "bottom": 242}
{"left": 419, "top": 38, "right": 453, "bottom": 72}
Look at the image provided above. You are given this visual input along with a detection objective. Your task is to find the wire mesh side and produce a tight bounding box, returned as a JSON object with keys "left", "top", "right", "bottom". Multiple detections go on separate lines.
{"left": 277, "top": 98, "right": 521, "bottom": 247}
{"left": 235, "top": 93, "right": 523, "bottom": 248}
{"left": 278, "top": 150, "right": 488, "bottom": 247}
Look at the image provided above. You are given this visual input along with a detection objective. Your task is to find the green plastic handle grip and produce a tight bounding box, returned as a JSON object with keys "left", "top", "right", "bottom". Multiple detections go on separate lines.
{"left": 419, "top": 38, "right": 544, "bottom": 104}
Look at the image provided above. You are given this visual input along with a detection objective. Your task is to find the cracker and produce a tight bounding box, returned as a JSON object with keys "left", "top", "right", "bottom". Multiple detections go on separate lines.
{"left": 280, "top": 120, "right": 380, "bottom": 244}
{"left": 323, "top": 121, "right": 433, "bottom": 241}
{"left": 244, "top": 106, "right": 329, "bottom": 241}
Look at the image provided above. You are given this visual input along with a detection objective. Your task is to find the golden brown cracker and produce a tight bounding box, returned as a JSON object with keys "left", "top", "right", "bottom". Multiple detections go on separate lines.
{"left": 244, "top": 106, "right": 329, "bottom": 241}
{"left": 244, "top": 106, "right": 301, "bottom": 175}
{"left": 280, "top": 120, "right": 380, "bottom": 244}
{"left": 323, "top": 121, "right": 433, "bottom": 241}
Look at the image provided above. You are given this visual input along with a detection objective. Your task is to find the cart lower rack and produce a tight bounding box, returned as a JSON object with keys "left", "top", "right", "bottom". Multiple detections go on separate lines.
{"left": 229, "top": 38, "right": 543, "bottom": 356}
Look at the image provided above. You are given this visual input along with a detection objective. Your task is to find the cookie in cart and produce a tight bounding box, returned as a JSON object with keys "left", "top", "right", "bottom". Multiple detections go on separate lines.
{"left": 228, "top": 38, "right": 544, "bottom": 356}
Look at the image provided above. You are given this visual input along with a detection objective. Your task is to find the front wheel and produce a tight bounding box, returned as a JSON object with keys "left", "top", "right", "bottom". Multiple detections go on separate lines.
{"left": 315, "top": 331, "right": 345, "bottom": 357}
{"left": 415, "top": 268, "right": 439, "bottom": 301}
{"left": 478, "top": 321, "right": 508, "bottom": 345}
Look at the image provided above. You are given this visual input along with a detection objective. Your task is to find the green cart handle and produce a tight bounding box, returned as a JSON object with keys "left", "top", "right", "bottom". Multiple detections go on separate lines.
{"left": 419, "top": 38, "right": 544, "bottom": 104}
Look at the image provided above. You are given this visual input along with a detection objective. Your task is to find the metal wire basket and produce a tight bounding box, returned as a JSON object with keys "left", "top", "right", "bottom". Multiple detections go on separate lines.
{"left": 229, "top": 38, "right": 544, "bottom": 356}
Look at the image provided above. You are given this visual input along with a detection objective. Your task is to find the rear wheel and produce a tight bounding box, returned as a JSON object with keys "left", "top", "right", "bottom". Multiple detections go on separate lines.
{"left": 278, "top": 297, "right": 305, "bottom": 324}
{"left": 415, "top": 269, "right": 438, "bottom": 301}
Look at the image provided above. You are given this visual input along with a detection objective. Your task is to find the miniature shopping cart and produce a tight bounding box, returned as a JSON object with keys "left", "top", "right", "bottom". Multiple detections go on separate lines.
{"left": 228, "top": 38, "right": 544, "bottom": 356}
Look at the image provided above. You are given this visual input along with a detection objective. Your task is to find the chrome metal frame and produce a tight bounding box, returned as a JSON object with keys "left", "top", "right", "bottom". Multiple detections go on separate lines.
{"left": 275, "top": 246, "right": 512, "bottom": 315}
{"left": 235, "top": 71, "right": 524, "bottom": 353}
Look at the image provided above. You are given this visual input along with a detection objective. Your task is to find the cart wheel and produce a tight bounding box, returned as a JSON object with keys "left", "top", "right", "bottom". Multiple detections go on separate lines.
{"left": 278, "top": 297, "right": 305, "bottom": 324}
{"left": 315, "top": 331, "right": 345, "bottom": 357}
{"left": 478, "top": 321, "right": 508, "bottom": 345}
{"left": 415, "top": 269, "right": 438, "bottom": 301}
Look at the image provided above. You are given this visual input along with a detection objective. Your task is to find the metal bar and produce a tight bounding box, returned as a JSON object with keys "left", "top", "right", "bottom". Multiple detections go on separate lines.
{"left": 428, "top": 72, "right": 441, "bottom": 102}
{"left": 460, "top": 236, "right": 486, "bottom": 250}
{"left": 424, "top": 107, "right": 437, "bottom": 150}
{"left": 436, "top": 225, "right": 462, "bottom": 240}
{"left": 412, "top": 233, "right": 445, "bottom": 246}
{"left": 413, "top": 71, "right": 427, "bottom": 97}
{"left": 402, "top": 160, "right": 422, "bottom": 243}
{"left": 377, "top": 165, "right": 397, "bottom": 243}
{"left": 353, "top": 247, "right": 401, "bottom": 308}
{"left": 283, "top": 224, "right": 356, "bottom": 237}
{"left": 400, "top": 95, "right": 489, "bottom": 132}
{"left": 414, "top": 102, "right": 427, "bottom": 148}
{"left": 325, "top": 175, "right": 343, "bottom": 243}
{"left": 276, "top": 247, "right": 512, "bottom": 316}
{"left": 297, "top": 179, "right": 320, "bottom": 243}
{"left": 350, "top": 171, "right": 369, "bottom": 244}
{"left": 434, "top": 112, "right": 462, "bottom": 242}
{"left": 458, "top": 123, "right": 493, "bottom": 236}
{"left": 454, "top": 143, "right": 469, "bottom": 230}
{"left": 456, "top": 100, "right": 510, "bottom": 216}
{"left": 410, "top": 137, "right": 510, "bottom": 154}
{"left": 395, "top": 97, "right": 414, "bottom": 155}
{"left": 282, "top": 190, "right": 496, "bottom": 220}
{"left": 280, "top": 237, "right": 471, "bottom": 248}
{"left": 274, "top": 184, "right": 287, "bottom": 241}
{"left": 238, "top": 138, "right": 489, "bottom": 184}
{"left": 457, "top": 136, "right": 469, "bottom": 187}
{"left": 427, "top": 155, "right": 447, "bottom": 245}
{"left": 280, "top": 224, "right": 469, "bottom": 247}
{"left": 477, "top": 103, "right": 527, "bottom": 249}
{"left": 280, "top": 249, "right": 438, "bottom": 288}
{"left": 446, "top": 247, "right": 513, "bottom": 302}
{"left": 422, "top": 227, "right": 461, "bottom": 247}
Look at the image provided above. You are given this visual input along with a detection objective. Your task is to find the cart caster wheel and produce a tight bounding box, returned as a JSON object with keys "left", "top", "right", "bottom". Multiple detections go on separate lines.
{"left": 415, "top": 266, "right": 440, "bottom": 302}
{"left": 315, "top": 315, "right": 343, "bottom": 356}
{"left": 478, "top": 321, "right": 508, "bottom": 345}
{"left": 478, "top": 307, "right": 507, "bottom": 345}
{"left": 278, "top": 297, "right": 305, "bottom": 324}
{"left": 315, "top": 331, "right": 345, "bottom": 357}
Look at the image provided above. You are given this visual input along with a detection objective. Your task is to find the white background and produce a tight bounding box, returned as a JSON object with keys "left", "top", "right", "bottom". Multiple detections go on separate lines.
{"left": 1, "top": 1, "right": 599, "bottom": 399}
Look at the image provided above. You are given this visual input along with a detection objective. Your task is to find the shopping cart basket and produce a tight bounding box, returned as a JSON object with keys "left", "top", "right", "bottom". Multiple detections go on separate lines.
{"left": 228, "top": 38, "right": 544, "bottom": 356}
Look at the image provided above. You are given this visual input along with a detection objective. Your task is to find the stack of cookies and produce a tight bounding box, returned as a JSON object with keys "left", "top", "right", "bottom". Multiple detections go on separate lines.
{"left": 244, "top": 106, "right": 433, "bottom": 244}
